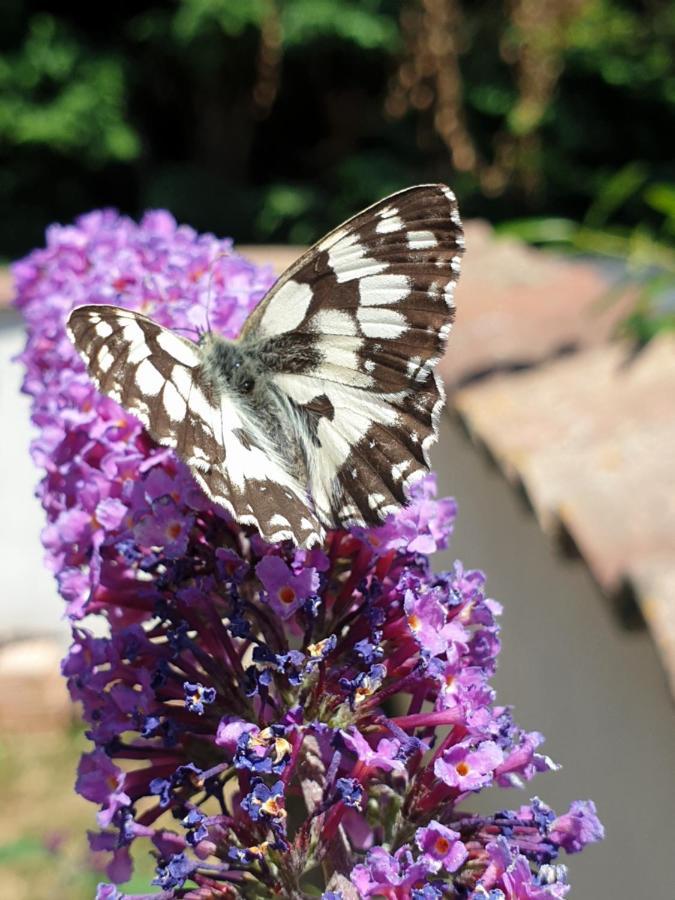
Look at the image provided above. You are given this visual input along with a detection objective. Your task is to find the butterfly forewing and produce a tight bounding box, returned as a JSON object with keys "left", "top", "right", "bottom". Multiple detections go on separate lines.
{"left": 67, "top": 305, "right": 323, "bottom": 547}
{"left": 241, "top": 184, "right": 463, "bottom": 531}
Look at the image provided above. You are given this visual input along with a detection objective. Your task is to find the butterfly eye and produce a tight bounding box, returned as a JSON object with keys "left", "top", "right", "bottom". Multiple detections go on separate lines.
{"left": 240, "top": 377, "right": 255, "bottom": 394}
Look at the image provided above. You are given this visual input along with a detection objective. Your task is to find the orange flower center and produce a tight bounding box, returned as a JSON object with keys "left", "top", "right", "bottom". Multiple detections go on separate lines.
{"left": 434, "top": 837, "right": 451, "bottom": 854}
{"left": 278, "top": 586, "right": 296, "bottom": 605}
{"left": 455, "top": 761, "right": 470, "bottom": 777}
{"left": 261, "top": 797, "right": 286, "bottom": 819}
{"left": 167, "top": 522, "right": 182, "bottom": 540}
{"left": 407, "top": 614, "right": 421, "bottom": 632}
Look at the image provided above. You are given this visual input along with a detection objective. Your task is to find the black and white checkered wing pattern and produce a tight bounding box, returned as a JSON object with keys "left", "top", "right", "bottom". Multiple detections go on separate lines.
{"left": 67, "top": 306, "right": 322, "bottom": 546}
{"left": 240, "top": 184, "right": 463, "bottom": 530}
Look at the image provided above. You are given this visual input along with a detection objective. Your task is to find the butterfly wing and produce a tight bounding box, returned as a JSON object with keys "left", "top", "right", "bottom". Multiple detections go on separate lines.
{"left": 67, "top": 305, "right": 323, "bottom": 546}
{"left": 240, "top": 184, "right": 463, "bottom": 530}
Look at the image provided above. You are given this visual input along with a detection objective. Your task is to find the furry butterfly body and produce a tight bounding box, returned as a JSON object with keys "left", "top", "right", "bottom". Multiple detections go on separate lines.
{"left": 67, "top": 184, "right": 463, "bottom": 547}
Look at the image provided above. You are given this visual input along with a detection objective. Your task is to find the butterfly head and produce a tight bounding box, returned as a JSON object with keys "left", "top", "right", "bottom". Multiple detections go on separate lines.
{"left": 200, "top": 333, "right": 258, "bottom": 397}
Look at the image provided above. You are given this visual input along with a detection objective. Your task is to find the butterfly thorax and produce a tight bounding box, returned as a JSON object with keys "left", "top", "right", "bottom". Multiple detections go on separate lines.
{"left": 198, "top": 332, "right": 312, "bottom": 483}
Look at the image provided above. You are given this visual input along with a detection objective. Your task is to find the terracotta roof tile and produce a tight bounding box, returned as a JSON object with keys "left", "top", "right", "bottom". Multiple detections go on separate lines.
{"left": 442, "top": 222, "right": 634, "bottom": 389}
{"left": 452, "top": 336, "right": 675, "bottom": 689}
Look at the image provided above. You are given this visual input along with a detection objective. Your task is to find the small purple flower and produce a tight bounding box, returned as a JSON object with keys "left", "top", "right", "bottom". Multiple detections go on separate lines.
{"left": 502, "top": 854, "right": 569, "bottom": 898}
{"left": 495, "top": 730, "right": 558, "bottom": 788}
{"left": 215, "top": 716, "right": 257, "bottom": 753}
{"left": 241, "top": 779, "right": 287, "bottom": 826}
{"left": 416, "top": 820, "right": 468, "bottom": 872}
{"left": 256, "top": 553, "right": 320, "bottom": 619}
{"left": 404, "top": 588, "right": 468, "bottom": 657}
{"left": 335, "top": 777, "right": 364, "bottom": 808}
{"left": 182, "top": 808, "right": 209, "bottom": 846}
{"left": 152, "top": 851, "right": 197, "bottom": 890}
{"left": 435, "top": 740, "right": 504, "bottom": 792}
{"left": 235, "top": 725, "right": 292, "bottom": 775}
{"left": 134, "top": 498, "right": 194, "bottom": 559}
{"left": 413, "top": 887, "right": 444, "bottom": 899}
{"left": 90, "top": 831, "right": 133, "bottom": 884}
{"left": 183, "top": 681, "right": 216, "bottom": 715}
{"left": 75, "top": 750, "right": 130, "bottom": 828}
{"left": 341, "top": 728, "right": 406, "bottom": 774}
{"left": 383, "top": 475, "right": 457, "bottom": 554}
{"left": 351, "top": 845, "right": 436, "bottom": 897}
{"left": 550, "top": 800, "right": 605, "bottom": 854}
{"left": 95, "top": 885, "right": 121, "bottom": 900}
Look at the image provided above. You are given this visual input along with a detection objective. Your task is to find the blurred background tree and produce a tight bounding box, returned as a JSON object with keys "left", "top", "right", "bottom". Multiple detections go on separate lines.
{"left": 2, "top": 0, "right": 674, "bottom": 324}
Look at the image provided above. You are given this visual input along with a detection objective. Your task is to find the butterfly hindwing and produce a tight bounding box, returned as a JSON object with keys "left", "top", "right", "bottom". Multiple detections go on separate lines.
{"left": 67, "top": 305, "right": 210, "bottom": 448}
{"left": 67, "top": 305, "right": 322, "bottom": 546}
{"left": 241, "top": 184, "right": 463, "bottom": 530}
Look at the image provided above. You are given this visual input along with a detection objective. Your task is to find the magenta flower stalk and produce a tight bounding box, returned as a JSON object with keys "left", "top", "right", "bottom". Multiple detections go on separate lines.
{"left": 14, "top": 210, "right": 603, "bottom": 899}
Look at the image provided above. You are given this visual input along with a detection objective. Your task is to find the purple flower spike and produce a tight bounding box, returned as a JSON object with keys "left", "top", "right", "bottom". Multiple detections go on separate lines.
{"left": 15, "top": 209, "right": 602, "bottom": 897}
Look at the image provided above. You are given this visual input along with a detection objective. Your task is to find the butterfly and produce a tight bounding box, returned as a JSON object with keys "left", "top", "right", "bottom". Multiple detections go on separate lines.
{"left": 67, "top": 184, "right": 464, "bottom": 548}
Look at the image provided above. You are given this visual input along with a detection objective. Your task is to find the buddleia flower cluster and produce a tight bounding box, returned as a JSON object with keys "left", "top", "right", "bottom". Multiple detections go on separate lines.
{"left": 14, "top": 210, "right": 603, "bottom": 899}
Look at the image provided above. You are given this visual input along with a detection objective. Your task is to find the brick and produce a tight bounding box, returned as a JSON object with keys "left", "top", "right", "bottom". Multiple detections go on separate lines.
{"left": 440, "top": 222, "right": 633, "bottom": 389}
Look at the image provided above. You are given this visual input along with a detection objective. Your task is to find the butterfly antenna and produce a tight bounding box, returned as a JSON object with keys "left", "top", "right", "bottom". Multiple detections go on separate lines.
{"left": 172, "top": 325, "right": 202, "bottom": 340}
{"left": 205, "top": 251, "right": 232, "bottom": 335}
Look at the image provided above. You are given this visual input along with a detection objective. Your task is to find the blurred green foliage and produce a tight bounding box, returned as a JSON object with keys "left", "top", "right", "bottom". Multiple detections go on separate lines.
{"left": 0, "top": 15, "right": 139, "bottom": 163}
{"left": 498, "top": 163, "right": 675, "bottom": 340}
{"left": 1, "top": 0, "right": 673, "bottom": 300}
{"left": 0, "top": 725, "right": 157, "bottom": 900}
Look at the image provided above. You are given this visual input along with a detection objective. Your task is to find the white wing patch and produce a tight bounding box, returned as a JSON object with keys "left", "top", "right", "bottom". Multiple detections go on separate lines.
{"left": 375, "top": 214, "right": 404, "bottom": 234}
{"left": 156, "top": 330, "right": 201, "bottom": 367}
{"left": 407, "top": 230, "right": 438, "bottom": 250}
{"left": 136, "top": 359, "right": 164, "bottom": 395}
{"left": 358, "top": 273, "right": 410, "bottom": 306}
{"left": 310, "top": 309, "right": 358, "bottom": 336}
{"left": 327, "top": 232, "right": 389, "bottom": 283}
{"left": 258, "top": 280, "right": 314, "bottom": 336}
{"left": 356, "top": 307, "right": 408, "bottom": 339}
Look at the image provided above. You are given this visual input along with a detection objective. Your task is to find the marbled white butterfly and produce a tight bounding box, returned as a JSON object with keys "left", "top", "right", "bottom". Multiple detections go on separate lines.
{"left": 67, "top": 184, "right": 463, "bottom": 547}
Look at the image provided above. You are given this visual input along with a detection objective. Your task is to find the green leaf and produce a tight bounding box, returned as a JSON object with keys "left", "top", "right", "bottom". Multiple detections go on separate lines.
{"left": 282, "top": 0, "right": 399, "bottom": 50}
{"left": 494, "top": 218, "right": 578, "bottom": 244}
{"left": 255, "top": 183, "right": 317, "bottom": 240}
{"left": 583, "top": 163, "right": 648, "bottom": 229}
{"left": 173, "top": 0, "right": 267, "bottom": 41}
{"left": 644, "top": 182, "right": 675, "bottom": 223}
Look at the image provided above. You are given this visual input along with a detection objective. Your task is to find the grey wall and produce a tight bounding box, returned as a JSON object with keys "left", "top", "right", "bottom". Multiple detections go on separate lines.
{"left": 431, "top": 413, "right": 675, "bottom": 900}
{"left": 0, "top": 310, "right": 67, "bottom": 643}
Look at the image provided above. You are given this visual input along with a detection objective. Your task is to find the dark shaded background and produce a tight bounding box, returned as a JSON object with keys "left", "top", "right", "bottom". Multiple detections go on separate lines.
{"left": 2, "top": 0, "right": 674, "bottom": 324}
